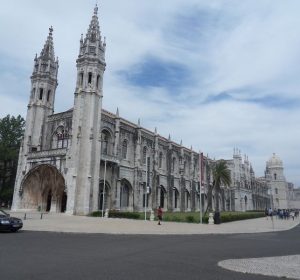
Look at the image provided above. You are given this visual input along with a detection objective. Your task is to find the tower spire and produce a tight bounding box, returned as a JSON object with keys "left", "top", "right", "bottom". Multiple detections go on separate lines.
{"left": 78, "top": 5, "right": 105, "bottom": 59}
{"left": 40, "top": 26, "right": 55, "bottom": 61}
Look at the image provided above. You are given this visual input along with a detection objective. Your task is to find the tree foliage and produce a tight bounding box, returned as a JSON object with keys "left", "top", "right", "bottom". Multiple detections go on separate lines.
{"left": 0, "top": 114, "right": 25, "bottom": 205}
{"left": 205, "top": 160, "right": 231, "bottom": 213}
{"left": 212, "top": 160, "right": 231, "bottom": 212}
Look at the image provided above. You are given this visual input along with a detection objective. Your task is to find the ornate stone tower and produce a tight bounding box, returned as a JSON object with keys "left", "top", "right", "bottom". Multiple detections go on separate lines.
{"left": 12, "top": 27, "right": 59, "bottom": 210}
{"left": 26, "top": 26, "right": 59, "bottom": 152}
{"left": 65, "top": 5, "right": 106, "bottom": 215}
{"left": 265, "top": 153, "right": 288, "bottom": 209}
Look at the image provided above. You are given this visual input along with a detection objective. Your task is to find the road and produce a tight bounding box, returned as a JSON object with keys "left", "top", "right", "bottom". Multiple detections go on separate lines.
{"left": 1, "top": 225, "right": 300, "bottom": 280}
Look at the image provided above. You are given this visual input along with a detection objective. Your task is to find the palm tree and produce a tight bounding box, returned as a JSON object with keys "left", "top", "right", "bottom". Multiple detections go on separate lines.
{"left": 212, "top": 160, "right": 231, "bottom": 214}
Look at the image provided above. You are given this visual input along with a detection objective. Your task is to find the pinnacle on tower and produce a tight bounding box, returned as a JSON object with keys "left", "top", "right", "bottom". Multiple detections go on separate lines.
{"left": 40, "top": 26, "right": 55, "bottom": 61}
{"left": 33, "top": 26, "right": 58, "bottom": 78}
{"left": 78, "top": 4, "right": 105, "bottom": 59}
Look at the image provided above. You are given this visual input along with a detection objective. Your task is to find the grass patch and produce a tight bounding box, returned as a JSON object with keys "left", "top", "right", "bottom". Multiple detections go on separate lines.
{"left": 89, "top": 210, "right": 265, "bottom": 224}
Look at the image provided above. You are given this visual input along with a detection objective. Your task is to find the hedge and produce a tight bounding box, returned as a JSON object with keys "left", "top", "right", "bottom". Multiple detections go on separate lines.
{"left": 90, "top": 210, "right": 140, "bottom": 219}
{"left": 90, "top": 210, "right": 265, "bottom": 224}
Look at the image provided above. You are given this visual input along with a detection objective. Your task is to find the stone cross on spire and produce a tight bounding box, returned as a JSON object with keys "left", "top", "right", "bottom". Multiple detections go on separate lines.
{"left": 94, "top": 4, "right": 98, "bottom": 15}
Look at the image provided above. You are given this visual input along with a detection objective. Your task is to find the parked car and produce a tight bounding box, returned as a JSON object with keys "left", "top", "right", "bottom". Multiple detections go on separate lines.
{"left": 0, "top": 209, "right": 23, "bottom": 232}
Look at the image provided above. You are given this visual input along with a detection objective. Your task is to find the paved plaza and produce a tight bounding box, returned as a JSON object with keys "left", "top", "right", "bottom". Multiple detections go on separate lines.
{"left": 4, "top": 211, "right": 300, "bottom": 279}
{"left": 9, "top": 211, "right": 299, "bottom": 234}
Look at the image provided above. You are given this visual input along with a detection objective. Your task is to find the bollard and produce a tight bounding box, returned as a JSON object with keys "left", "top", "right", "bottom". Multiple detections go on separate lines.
{"left": 24, "top": 213, "right": 26, "bottom": 220}
{"left": 150, "top": 210, "right": 155, "bottom": 221}
{"left": 208, "top": 212, "right": 214, "bottom": 225}
{"left": 40, "top": 213, "right": 43, "bottom": 219}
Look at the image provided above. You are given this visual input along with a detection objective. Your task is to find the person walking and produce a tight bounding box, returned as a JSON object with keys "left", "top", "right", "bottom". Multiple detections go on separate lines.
{"left": 157, "top": 206, "right": 163, "bottom": 225}
{"left": 290, "top": 211, "right": 295, "bottom": 221}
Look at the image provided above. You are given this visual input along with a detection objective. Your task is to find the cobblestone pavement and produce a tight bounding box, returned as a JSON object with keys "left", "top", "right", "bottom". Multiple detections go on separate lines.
{"left": 219, "top": 255, "right": 300, "bottom": 279}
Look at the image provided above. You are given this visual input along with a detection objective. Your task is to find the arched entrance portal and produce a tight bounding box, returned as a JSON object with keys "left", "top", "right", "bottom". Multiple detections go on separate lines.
{"left": 120, "top": 179, "right": 133, "bottom": 211}
{"left": 158, "top": 186, "right": 167, "bottom": 210}
{"left": 20, "top": 164, "right": 66, "bottom": 213}
{"left": 98, "top": 181, "right": 111, "bottom": 211}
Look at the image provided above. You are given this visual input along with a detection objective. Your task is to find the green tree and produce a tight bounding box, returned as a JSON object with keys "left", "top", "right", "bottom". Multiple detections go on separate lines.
{"left": 212, "top": 160, "right": 231, "bottom": 213}
{"left": 0, "top": 114, "right": 25, "bottom": 206}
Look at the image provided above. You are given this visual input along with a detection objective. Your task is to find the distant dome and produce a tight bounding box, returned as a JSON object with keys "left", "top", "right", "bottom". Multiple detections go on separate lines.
{"left": 267, "top": 153, "right": 283, "bottom": 168}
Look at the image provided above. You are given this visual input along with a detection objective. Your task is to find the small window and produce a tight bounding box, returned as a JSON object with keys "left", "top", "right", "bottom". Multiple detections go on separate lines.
{"left": 274, "top": 173, "right": 277, "bottom": 180}
{"left": 122, "top": 140, "right": 127, "bottom": 159}
{"left": 275, "top": 188, "right": 278, "bottom": 194}
{"left": 47, "top": 90, "right": 51, "bottom": 101}
{"left": 96, "top": 75, "right": 100, "bottom": 89}
{"left": 31, "top": 147, "right": 37, "bottom": 152}
{"left": 88, "top": 72, "right": 92, "bottom": 84}
{"left": 39, "top": 88, "right": 43, "bottom": 100}
{"left": 159, "top": 152, "right": 163, "bottom": 168}
{"left": 143, "top": 147, "right": 147, "bottom": 164}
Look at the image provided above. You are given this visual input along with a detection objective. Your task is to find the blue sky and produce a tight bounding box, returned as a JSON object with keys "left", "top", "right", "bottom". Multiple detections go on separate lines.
{"left": 0, "top": 0, "right": 300, "bottom": 186}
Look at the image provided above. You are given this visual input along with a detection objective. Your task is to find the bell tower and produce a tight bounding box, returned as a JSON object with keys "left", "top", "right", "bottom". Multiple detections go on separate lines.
{"left": 12, "top": 27, "right": 59, "bottom": 211}
{"left": 27, "top": 26, "right": 59, "bottom": 151}
{"left": 66, "top": 5, "right": 106, "bottom": 214}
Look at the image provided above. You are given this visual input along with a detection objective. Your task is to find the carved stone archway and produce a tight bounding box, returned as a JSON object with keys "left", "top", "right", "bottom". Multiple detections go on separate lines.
{"left": 20, "top": 164, "right": 66, "bottom": 212}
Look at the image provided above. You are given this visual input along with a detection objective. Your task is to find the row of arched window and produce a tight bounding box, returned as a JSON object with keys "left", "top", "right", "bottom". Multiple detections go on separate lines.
{"left": 100, "top": 130, "right": 193, "bottom": 173}
{"left": 31, "top": 87, "right": 52, "bottom": 102}
{"left": 51, "top": 128, "right": 69, "bottom": 149}
{"left": 78, "top": 72, "right": 101, "bottom": 89}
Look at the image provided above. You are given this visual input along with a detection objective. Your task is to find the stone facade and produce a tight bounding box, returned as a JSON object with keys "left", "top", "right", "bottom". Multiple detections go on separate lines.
{"left": 11, "top": 7, "right": 298, "bottom": 215}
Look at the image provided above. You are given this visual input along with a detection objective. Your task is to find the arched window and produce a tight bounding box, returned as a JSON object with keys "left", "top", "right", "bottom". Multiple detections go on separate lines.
{"left": 39, "top": 88, "right": 43, "bottom": 100}
{"left": 79, "top": 72, "right": 84, "bottom": 86}
{"left": 159, "top": 152, "right": 163, "bottom": 168}
{"left": 174, "top": 188, "right": 179, "bottom": 208}
{"left": 52, "top": 126, "right": 69, "bottom": 149}
{"left": 274, "top": 173, "right": 277, "bottom": 180}
{"left": 122, "top": 140, "right": 127, "bottom": 159}
{"left": 120, "top": 182, "right": 130, "bottom": 208}
{"left": 96, "top": 75, "right": 100, "bottom": 89}
{"left": 101, "top": 130, "right": 112, "bottom": 155}
{"left": 143, "top": 146, "right": 147, "bottom": 164}
{"left": 88, "top": 72, "right": 93, "bottom": 84}
{"left": 47, "top": 90, "right": 51, "bottom": 101}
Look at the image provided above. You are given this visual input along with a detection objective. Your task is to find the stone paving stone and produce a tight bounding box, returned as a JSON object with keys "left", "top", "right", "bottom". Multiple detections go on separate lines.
{"left": 218, "top": 255, "right": 300, "bottom": 279}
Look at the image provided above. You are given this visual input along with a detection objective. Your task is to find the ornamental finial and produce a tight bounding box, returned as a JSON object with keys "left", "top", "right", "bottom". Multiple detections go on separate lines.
{"left": 94, "top": 4, "right": 98, "bottom": 15}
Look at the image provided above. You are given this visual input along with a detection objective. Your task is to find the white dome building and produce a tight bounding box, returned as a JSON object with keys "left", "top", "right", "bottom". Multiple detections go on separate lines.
{"left": 265, "top": 153, "right": 288, "bottom": 209}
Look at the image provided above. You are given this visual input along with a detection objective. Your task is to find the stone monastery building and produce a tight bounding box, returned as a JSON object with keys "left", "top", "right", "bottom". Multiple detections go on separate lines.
{"left": 12, "top": 7, "right": 294, "bottom": 215}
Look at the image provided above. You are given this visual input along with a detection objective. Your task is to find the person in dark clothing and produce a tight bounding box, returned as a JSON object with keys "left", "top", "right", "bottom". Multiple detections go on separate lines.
{"left": 157, "top": 206, "right": 163, "bottom": 225}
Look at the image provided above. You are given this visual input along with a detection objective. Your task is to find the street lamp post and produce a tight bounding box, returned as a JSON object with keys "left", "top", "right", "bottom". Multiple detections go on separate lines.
{"left": 199, "top": 151, "right": 203, "bottom": 224}
{"left": 144, "top": 157, "right": 148, "bottom": 221}
{"left": 101, "top": 159, "right": 107, "bottom": 218}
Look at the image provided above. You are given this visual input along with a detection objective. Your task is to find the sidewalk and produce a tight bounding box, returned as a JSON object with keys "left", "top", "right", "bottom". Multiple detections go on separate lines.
{"left": 9, "top": 211, "right": 300, "bottom": 235}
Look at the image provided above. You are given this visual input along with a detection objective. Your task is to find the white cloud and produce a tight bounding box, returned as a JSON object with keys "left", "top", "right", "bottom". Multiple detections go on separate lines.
{"left": 0, "top": 0, "right": 299, "bottom": 186}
